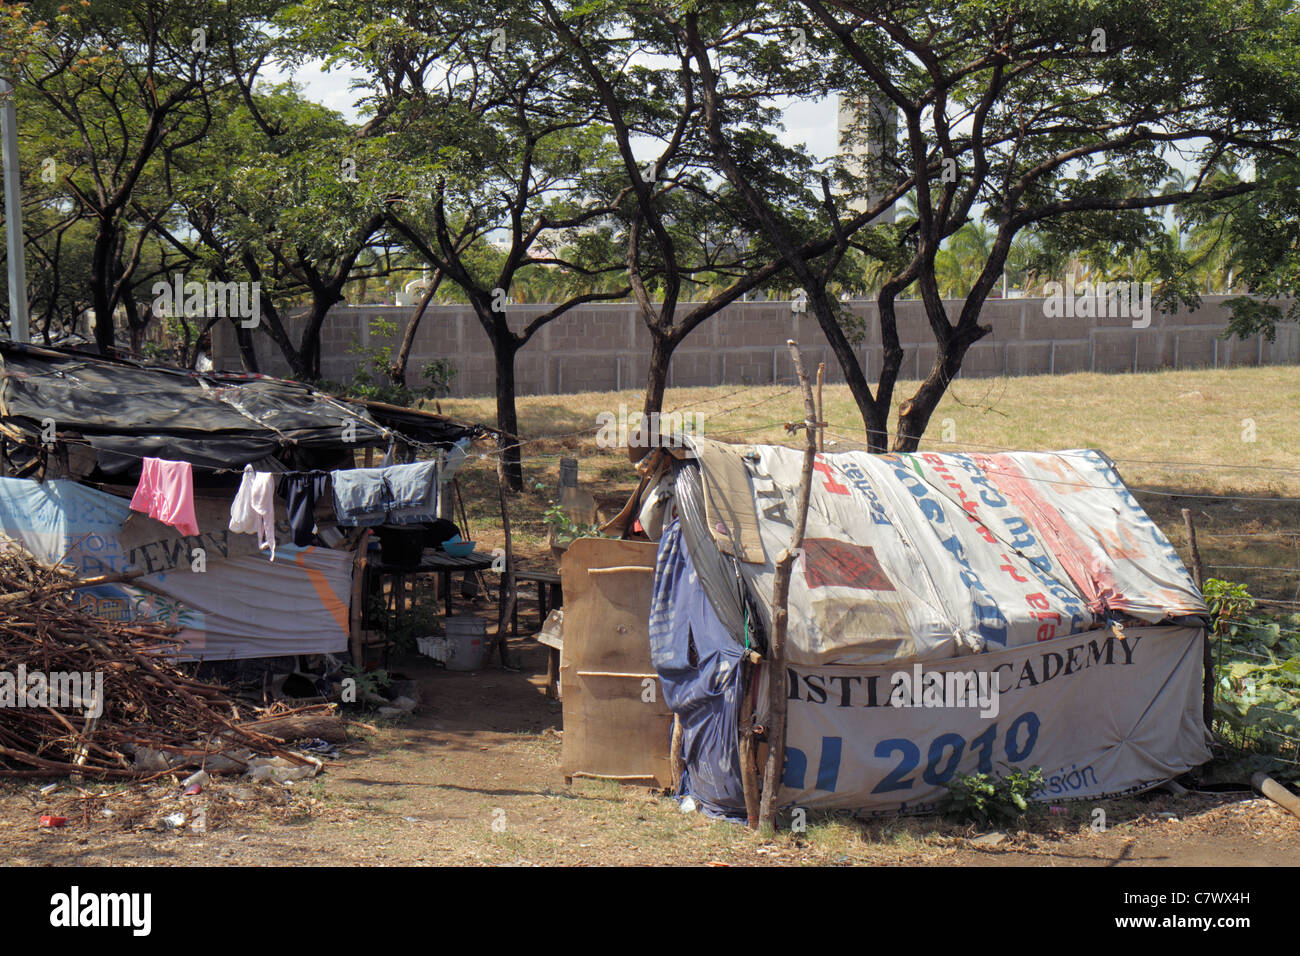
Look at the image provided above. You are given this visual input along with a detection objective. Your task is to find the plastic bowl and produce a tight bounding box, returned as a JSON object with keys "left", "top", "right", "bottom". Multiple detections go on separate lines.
{"left": 442, "top": 540, "right": 476, "bottom": 557}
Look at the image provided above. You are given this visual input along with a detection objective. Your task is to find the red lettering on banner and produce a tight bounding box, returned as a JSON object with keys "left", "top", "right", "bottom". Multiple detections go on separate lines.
{"left": 969, "top": 516, "right": 996, "bottom": 543}
{"left": 803, "top": 538, "right": 895, "bottom": 590}
{"left": 813, "top": 460, "right": 850, "bottom": 495}
{"left": 998, "top": 555, "right": 1029, "bottom": 583}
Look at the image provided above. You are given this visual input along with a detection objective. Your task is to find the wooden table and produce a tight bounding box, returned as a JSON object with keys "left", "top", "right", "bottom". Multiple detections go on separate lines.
{"left": 512, "top": 568, "right": 562, "bottom": 636}
{"left": 514, "top": 568, "right": 564, "bottom": 697}
{"left": 372, "top": 549, "right": 500, "bottom": 618}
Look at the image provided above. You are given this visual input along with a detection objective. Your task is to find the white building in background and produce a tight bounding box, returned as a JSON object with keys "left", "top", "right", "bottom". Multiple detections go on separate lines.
{"left": 837, "top": 94, "right": 898, "bottom": 224}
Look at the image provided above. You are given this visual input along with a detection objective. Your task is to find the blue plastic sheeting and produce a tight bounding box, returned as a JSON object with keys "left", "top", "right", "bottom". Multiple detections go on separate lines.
{"left": 650, "top": 520, "right": 747, "bottom": 818}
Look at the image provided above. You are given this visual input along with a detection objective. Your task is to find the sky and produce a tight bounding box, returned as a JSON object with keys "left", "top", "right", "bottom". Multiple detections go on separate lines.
{"left": 287, "top": 59, "right": 844, "bottom": 162}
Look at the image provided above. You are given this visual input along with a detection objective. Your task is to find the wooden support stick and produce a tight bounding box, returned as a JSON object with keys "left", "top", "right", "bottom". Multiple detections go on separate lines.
{"left": 494, "top": 440, "right": 516, "bottom": 667}
{"left": 816, "top": 362, "right": 825, "bottom": 452}
{"left": 739, "top": 655, "right": 761, "bottom": 828}
{"left": 670, "top": 715, "right": 685, "bottom": 794}
{"left": 1182, "top": 508, "right": 1204, "bottom": 590}
{"left": 1252, "top": 772, "right": 1300, "bottom": 821}
{"left": 349, "top": 532, "right": 371, "bottom": 668}
{"left": 1183, "top": 508, "right": 1213, "bottom": 731}
{"left": 757, "top": 340, "right": 819, "bottom": 834}
{"left": 0, "top": 567, "right": 153, "bottom": 605}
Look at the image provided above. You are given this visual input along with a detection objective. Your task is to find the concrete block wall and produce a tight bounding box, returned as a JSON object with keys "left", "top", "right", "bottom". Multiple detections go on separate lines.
{"left": 213, "top": 294, "right": 1300, "bottom": 396}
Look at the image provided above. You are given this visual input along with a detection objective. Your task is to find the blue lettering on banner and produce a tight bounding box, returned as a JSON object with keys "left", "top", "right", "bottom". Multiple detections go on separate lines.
{"left": 891, "top": 463, "right": 946, "bottom": 523}
{"left": 864, "top": 714, "right": 1042, "bottom": 794}
{"left": 786, "top": 737, "right": 846, "bottom": 792}
{"left": 815, "top": 736, "right": 842, "bottom": 792}
{"left": 923, "top": 732, "right": 966, "bottom": 785}
{"left": 1082, "top": 452, "right": 1189, "bottom": 578}
{"left": 783, "top": 713, "right": 1045, "bottom": 796}
{"left": 940, "top": 534, "right": 1009, "bottom": 646}
{"left": 999, "top": 515, "right": 1087, "bottom": 629}
{"left": 1035, "top": 762, "right": 1100, "bottom": 796}
{"left": 1005, "top": 711, "right": 1040, "bottom": 762}
{"left": 952, "top": 454, "right": 1010, "bottom": 509}
{"left": 887, "top": 457, "right": 1009, "bottom": 646}
{"left": 837, "top": 460, "right": 893, "bottom": 527}
{"left": 873, "top": 738, "right": 920, "bottom": 793}
{"left": 783, "top": 746, "right": 808, "bottom": 789}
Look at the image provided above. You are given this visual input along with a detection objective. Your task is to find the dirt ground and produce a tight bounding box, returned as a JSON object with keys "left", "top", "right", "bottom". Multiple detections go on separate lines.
{"left": 3, "top": 635, "right": 1297, "bottom": 867}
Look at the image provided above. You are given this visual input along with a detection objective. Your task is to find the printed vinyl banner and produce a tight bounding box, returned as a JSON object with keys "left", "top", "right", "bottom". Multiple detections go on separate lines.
{"left": 726, "top": 445, "right": 1206, "bottom": 667}
{"left": 780, "top": 625, "right": 1211, "bottom": 812}
{"left": 0, "top": 477, "right": 353, "bottom": 660}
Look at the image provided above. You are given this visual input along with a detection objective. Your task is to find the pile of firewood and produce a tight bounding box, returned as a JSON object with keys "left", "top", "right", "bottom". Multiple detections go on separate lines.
{"left": 0, "top": 545, "right": 321, "bottom": 778}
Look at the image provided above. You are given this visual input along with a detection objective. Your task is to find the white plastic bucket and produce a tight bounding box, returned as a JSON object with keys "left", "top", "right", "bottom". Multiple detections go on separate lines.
{"left": 442, "top": 616, "right": 488, "bottom": 671}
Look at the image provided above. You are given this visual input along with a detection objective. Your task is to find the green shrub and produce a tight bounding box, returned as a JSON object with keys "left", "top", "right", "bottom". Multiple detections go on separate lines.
{"left": 1204, "top": 578, "right": 1300, "bottom": 749}
{"left": 946, "top": 765, "right": 1045, "bottom": 827}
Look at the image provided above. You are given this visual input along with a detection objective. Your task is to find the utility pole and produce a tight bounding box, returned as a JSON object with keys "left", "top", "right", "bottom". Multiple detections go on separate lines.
{"left": 1, "top": 77, "right": 30, "bottom": 343}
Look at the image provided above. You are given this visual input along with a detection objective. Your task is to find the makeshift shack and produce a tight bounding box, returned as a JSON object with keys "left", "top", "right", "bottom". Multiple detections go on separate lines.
{"left": 602, "top": 438, "right": 1212, "bottom": 816}
{"left": 0, "top": 341, "right": 484, "bottom": 662}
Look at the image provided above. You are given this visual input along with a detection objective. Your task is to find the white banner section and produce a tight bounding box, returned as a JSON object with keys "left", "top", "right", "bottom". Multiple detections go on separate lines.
{"left": 780, "top": 625, "right": 1210, "bottom": 812}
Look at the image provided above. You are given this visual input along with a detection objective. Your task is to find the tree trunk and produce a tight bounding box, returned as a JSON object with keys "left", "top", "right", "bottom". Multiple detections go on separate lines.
{"left": 234, "top": 318, "right": 260, "bottom": 373}
{"left": 757, "top": 340, "right": 819, "bottom": 833}
{"left": 391, "top": 277, "right": 440, "bottom": 387}
{"left": 633, "top": 332, "right": 675, "bottom": 462}
{"left": 891, "top": 237, "right": 1004, "bottom": 449}
{"left": 123, "top": 292, "right": 146, "bottom": 356}
{"left": 493, "top": 339, "right": 524, "bottom": 491}
{"left": 802, "top": 285, "right": 892, "bottom": 452}
{"left": 891, "top": 326, "right": 986, "bottom": 450}
{"left": 643, "top": 334, "right": 673, "bottom": 416}
{"left": 244, "top": 256, "right": 308, "bottom": 379}
{"left": 90, "top": 223, "right": 118, "bottom": 354}
{"left": 298, "top": 290, "right": 343, "bottom": 382}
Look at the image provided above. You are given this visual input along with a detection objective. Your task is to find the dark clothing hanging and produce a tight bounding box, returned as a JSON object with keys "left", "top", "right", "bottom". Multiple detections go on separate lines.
{"left": 277, "top": 471, "right": 331, "bottom": 547}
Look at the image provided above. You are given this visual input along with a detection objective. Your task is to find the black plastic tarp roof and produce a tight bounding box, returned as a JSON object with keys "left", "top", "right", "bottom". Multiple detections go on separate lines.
{"left": 0, "top": 342, "right": 475, "bottom": 476}
{"left": 346, "top": 398, "right": 489, "bottom": 447}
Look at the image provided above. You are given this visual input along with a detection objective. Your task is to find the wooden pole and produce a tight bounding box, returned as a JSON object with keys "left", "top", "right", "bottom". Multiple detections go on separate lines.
{"left": 1182, "top": 508, "right": 1213, "bottom": 731}
{"left": 816, "top": 362, "right": 825, "bottom": 452}
{"left": 756, "top": 340, "right": 819, "bottom": 834}
{"left": 739, "top": 650, "right": 762, "bottom": 828}
{"left": 1182, "top": 508, "right": 1204, "bottom": 590}
{"left": 348, "top": 531, "right": 372, "bottom": 668}
{"left": 1252, "top": 772, "right": 1300, "bottom": 821}
{"left": 670, "top": 715, "right": 685, "bottom": 793}
{"left": 494, "top": 436, "right": 517, "bottom": 667}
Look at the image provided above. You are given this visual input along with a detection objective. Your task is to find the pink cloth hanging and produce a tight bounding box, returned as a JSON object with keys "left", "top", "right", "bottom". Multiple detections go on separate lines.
{"left": 129, "top": 457, "right": 200, "bottom": 537}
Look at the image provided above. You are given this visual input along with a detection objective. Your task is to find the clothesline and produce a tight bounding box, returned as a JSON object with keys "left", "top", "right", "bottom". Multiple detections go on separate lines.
{"left": 127, "top": 453, "right": 449, "bottom": 560}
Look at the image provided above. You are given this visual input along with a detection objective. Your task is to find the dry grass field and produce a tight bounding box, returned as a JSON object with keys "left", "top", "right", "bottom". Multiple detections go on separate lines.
{"left": 12, "top": 365, "right": 1299, "bottom": 868}
{"left": 442, "top": 365, "right": 1300, "bottom": 604}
